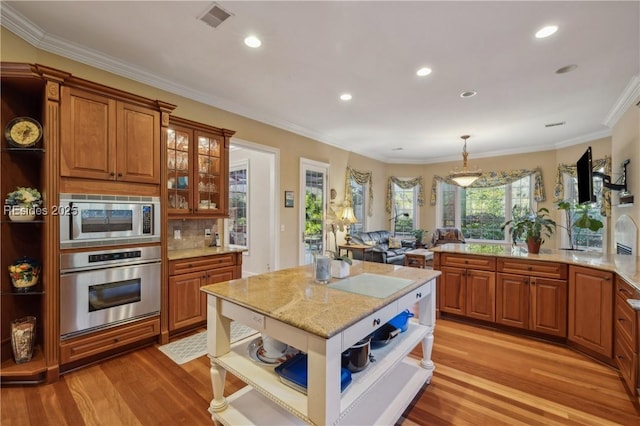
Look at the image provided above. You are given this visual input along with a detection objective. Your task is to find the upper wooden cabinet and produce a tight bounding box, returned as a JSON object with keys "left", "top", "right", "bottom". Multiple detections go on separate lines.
{"left": 60, "top": 86, "right": 162, "bottom": 184}
{"left": 166, "top": 116, "right": 235, "bottom": 217}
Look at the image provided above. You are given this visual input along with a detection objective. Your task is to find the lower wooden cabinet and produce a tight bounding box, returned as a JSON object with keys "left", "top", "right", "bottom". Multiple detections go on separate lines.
{"left": 168, "top": 253, "right": 241, "bottom": 333}
{"left": 440, "top": 266, "right": 495, "bottom": 322}
{"left": 60, "top": 316, "right": 160, "bottom": 365}
{"left": 614, "top": 276, "right": 639, "bottom": 397}
{"left": 496, "top": 273, "right": 567, "bottom": 337}
{"left": 568, "top": 265, "right": 613, "bottom": 361}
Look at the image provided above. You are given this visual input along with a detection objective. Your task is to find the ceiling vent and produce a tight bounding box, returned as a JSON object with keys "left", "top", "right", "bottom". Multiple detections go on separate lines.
{"left": 198, "top": 3, "right": 233, "bottom": 28}
{"left": 545, "top": 121, "right": 566, "bottom": 128}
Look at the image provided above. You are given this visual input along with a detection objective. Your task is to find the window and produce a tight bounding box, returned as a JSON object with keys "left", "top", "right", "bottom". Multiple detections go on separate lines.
{"left": 561, "top": 172, "right": 605, "bottom": 251}
{"left": 438, "top": 175, "right": 533, "bottom": 242}
{"left": 229, "top": 164, "right": 248, "bottom": 248}
{"left": 349, "top": 177, "right": 366, "bottom": 234}
{"left": 392, "top": 182, "right": 419, "bottom": 237}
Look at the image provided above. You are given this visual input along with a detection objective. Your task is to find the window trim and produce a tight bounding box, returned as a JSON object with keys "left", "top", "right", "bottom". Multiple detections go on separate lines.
{"left": 229, "top": 160, "right": 249, "bottom": 251}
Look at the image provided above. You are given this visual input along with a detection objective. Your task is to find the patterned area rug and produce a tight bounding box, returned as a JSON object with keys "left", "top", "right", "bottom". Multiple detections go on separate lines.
{"left": 159, "top": 322, "right": 258, "bottom": 365}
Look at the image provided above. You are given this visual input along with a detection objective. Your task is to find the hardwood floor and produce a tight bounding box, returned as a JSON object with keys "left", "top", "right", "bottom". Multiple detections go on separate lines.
{"left": 2, "top": 319, "right": 638, "bottom": 425}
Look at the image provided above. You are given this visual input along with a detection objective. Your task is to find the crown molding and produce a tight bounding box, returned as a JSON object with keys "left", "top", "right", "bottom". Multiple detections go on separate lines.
{"left": 603, "top": 74, "right": 640, "bottom": 128}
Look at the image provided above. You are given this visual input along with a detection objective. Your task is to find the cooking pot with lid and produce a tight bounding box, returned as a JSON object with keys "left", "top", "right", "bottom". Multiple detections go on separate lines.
{"left": 341, "top": 336, "right": 371, "bottom": 372}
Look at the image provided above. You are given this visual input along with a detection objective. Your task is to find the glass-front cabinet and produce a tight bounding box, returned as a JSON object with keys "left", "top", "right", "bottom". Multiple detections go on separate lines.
{"left": 166, "top": 116, "right": 234, "bottom": 217}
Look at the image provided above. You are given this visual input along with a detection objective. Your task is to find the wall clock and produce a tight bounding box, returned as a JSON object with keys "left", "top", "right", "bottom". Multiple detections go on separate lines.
{"left": 5, "top": 117, "right": 43, "bottom": 148}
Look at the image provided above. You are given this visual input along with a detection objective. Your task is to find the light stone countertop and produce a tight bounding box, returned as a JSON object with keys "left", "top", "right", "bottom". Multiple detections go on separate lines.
{"left": 168, "top": 246, "right": 247, "bottom": 261}
{"left": 201, "top": 261, "right": 440, "bottom": 339}
{"left": 430, "top": 243, "right": 640, "bottom": 293}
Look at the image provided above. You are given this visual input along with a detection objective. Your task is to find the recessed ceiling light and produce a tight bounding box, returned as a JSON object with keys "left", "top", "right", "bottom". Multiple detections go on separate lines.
{"left": 535, "top": 25, "right": 558, "bottom": 39}
{"left": 340, "top": 93, "right": 352, "bottom": 101}
{"left": 416, "top": 67, "right": 432, "bottom": 77}
{"left": 556, "top": 64, "right": 577, "bottom": 74}
{"left": 460, "top": 91, "right": 477, "bottom": 98}
{"left": 244, "top": 35, "right": 261, "bottom": 48}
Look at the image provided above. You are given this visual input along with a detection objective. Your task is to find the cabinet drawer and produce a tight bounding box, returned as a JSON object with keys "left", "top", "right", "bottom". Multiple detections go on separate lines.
{"left": 497, "top": 258, "right": 567, "bottom": 279}
{"left": 614, "top": 336, "right": 637, "bottom": 388}
{"left": 397, "top": 282, "right": 432, "bottom": 309}
{"left": 60, "top": 316, "right": 159, "bottom": 364}
{"left": 342, "top": 303, "right": 398, "bottom": 351}
{"left": 616, "top": 277, "right": 639, "bottom": 300}
{"left": 615, "top": 295, "right": 637, "bottom": 347}
{"left": 170, "top": 253, "right": 236, "bottom": 275}
{"left": 441, "top": 253, "right": 495, "bottom": 271}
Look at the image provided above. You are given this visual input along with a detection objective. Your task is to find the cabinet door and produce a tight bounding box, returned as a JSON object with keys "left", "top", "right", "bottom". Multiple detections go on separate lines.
{"left": 61, "top": 86, "right": 116, "bottom": 180}
{"left": 167, "top": 123, "right": 193, "bottom": 214}
{"left": 169, "top": 271, "right": 206, "bottom": 331}
{"left": 194, "top": 130, "right": 223, "bottom": 215}
{"left": 496, "top": 273, "right": 529, "bottom": 329}
{"left": 466, "top": 270, "right": 495, "bottom": 322}
{"left": 568, "top": 266, "right": 613, "bottom": 359}
{"left": 530, "top": 277, "right": 567, "bottom": 337}
{"left": 116, "top": 102, "right": 160, "bottom": 184}
{"left": 440, "top": 266, "right": 465, "bottom": 315}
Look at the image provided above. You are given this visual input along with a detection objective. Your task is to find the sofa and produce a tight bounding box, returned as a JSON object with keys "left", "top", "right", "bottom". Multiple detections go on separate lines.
{"left": 350, "top": 230, "right": 414, "bottom": 265}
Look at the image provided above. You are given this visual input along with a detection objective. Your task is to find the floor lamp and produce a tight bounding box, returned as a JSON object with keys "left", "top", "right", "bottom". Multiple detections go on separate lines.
{"left": 390, "top": 213, "right": 409, "bottom": 236}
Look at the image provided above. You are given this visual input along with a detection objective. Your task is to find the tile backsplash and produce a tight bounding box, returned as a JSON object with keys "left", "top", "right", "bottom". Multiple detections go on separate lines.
{"left": 168, "top": 219, "right": 221, "bottom": 250}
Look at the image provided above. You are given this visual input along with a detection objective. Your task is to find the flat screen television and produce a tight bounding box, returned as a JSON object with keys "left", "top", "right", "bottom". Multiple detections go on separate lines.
{"left": 576, "top": 146, "right": 596, "bottom": 204}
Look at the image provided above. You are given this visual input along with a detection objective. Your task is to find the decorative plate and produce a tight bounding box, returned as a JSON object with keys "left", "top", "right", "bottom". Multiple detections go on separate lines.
{"left": 5, "top": 117, "right": 43, "bottom": 148}
{"left": 247, "top": 337, "right": 299, "bottom": 366}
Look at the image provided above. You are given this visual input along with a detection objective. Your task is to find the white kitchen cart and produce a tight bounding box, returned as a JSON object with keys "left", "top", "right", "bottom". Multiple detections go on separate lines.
{"left": 203, "top": 264, "right": 438, "bottom": 425}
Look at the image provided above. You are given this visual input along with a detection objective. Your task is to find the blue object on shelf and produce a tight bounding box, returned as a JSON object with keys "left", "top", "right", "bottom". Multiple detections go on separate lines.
{"left": 388, "top": 309, "right": 414, "bottom": 332}
{"left": 275, "top": 353, "right": 352, "bottom": 394}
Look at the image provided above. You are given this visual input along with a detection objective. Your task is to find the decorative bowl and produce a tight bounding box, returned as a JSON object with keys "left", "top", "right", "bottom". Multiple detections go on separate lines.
{"left": 8, "top": 257, "right": 40, "bottom": 292}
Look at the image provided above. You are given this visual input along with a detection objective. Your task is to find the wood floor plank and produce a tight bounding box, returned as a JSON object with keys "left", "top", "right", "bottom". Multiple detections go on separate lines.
{"left": 1, "top": 319, "right": 638, "bottom": 425}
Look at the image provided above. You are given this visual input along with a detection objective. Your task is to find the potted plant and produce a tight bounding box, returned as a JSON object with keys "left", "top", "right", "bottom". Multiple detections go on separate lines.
{"left": 413, "top": 228, "right": 428, "bottom": 248}
{"left": 4, "top": 187, "right": 42, "bottom": 222}
{"left": 501, "top": 206, "right": 556, "bottom": 254}
{"left": 556, "top": 200, "right": 604, "bottom": 250}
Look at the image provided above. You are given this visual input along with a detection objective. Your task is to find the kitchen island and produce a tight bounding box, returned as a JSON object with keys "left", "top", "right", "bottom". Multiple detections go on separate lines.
{"left": 201, "top": 261, "right": 440, "bottom": 425}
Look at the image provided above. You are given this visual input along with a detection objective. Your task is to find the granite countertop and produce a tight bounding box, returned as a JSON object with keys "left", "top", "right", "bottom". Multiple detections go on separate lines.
{"left": 168, "top": 246, "right": 247, "bottom": 261}
{"left": 430, "top": 243, "right": 640, "bottom": 292}
{"left": 201, "top": 261, "right": 440, "bottom": 339}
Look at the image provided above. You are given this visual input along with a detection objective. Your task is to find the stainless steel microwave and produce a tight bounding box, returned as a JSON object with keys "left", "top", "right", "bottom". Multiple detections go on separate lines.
{"left": 59, "top": 194, "right": 160, "bottom": 248}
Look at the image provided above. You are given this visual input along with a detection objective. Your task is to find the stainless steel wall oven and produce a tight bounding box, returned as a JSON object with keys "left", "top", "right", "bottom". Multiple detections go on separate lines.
{"left": 60, "top": 246, "right": 161, "bottom": 338}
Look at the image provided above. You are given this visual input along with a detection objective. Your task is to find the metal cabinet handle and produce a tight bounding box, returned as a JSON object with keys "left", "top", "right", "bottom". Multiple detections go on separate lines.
{"left": 373, "top": 318, "right": 381, "bottom": 326}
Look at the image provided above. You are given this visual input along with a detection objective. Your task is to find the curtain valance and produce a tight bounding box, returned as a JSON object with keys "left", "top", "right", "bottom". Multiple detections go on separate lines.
{"left": 344, "top": 166, "right": 374, "bottom": 217}
{"left": 430, "top": 168, "right": 545, "bottom": 206}
{"left": 386, "top": 176, "right": 425, "bottom": 214}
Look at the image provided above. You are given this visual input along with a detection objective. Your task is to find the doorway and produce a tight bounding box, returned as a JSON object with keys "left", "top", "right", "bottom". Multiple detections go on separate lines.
{"left": 228, "top": 138, "right": 279, "bottom": 275}
{"left": 299, "top": 158, "right": 329, "bottom": 265}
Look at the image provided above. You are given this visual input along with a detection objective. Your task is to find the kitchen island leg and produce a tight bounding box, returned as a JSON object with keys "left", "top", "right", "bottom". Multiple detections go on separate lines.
{"left": 209, "top": 361, "right": 228, "bottom": 412}
{"left": 418, "top": 282, "right": 436, "bottom": 379}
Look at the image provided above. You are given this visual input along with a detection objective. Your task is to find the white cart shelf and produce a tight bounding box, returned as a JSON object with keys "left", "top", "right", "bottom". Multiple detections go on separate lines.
{"left": 204, "top": 267, "right": 438, "bottom": 426}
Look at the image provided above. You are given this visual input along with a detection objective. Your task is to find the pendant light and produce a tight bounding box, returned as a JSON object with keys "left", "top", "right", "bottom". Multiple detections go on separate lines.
{"left": 449, "top": 135, "right": 482, "bottom": 187}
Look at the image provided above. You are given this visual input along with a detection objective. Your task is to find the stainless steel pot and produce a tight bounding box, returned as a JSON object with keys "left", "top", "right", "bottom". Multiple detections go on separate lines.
{"left": 341, "top": 336, "right": 371, "bottom": 372}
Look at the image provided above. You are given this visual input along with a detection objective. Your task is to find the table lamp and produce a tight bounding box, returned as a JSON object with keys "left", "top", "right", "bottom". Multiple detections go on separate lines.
{"left": 341, "top": 205, "right": 358, "bottom": 245}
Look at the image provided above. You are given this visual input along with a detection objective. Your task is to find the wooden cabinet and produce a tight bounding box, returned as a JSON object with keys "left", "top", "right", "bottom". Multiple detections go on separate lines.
{"left": 496, "top": 259, "right": 567, "bottom": 337}
{"left": 568, "top": 265, "right": 614, "bottom": 362}
{"left": 614, "top": 276, "right": 638, "bottom": 397}
{"left": 60, "top": 316, "right": 159, "bottom": 366}
{"left": 1, "top": 63, "right": 67, "bottom": 384}
{"left": 60, "top": 86, "right": 161, "bottom": 184}
{"left": 168, "top": 253, "right": 241, "bottom": 333}
{"left": 440, "top": 254, "right": 495, "bottom": 322}
{"left": 166, "top": 116, "right": 235, "bottom": 217}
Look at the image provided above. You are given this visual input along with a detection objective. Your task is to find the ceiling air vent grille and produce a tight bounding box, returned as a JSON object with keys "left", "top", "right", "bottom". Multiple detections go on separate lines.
{"left": 199, "top": 3, "right": 233, "bottom": 28}
{"left": 544, "top": 121, "right": 566, "bottom": 128}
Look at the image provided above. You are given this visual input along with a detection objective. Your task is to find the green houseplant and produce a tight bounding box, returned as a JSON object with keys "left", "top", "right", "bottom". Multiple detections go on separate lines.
{"left": 556, "top": 200, "right": 604, "bottom": 250}
{"left": 413, "top": 228, "right": 428, "bottom": 248}
{"left": 501, "top": 206, "right": 556, "bottom": 254}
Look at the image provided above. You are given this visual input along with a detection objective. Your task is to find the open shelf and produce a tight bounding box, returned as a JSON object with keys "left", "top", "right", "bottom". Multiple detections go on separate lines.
{"left": 0, "top": 345, "right": 46, "bottom": 382}
{"left": 210, "top": 320, "right": 430, "bottom": 425}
